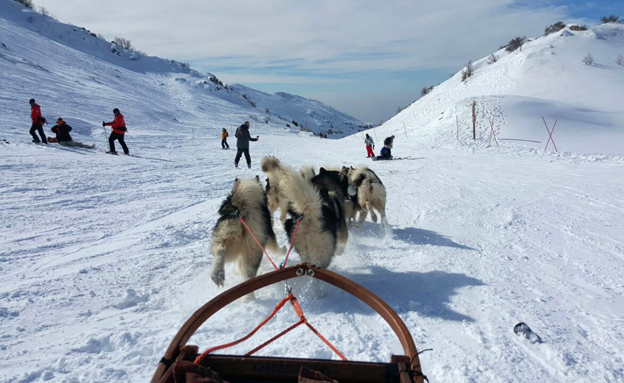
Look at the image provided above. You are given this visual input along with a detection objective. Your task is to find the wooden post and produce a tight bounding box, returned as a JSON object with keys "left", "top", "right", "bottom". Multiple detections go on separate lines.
{"left": 472, "top": 101, "right": 476, "bottom": 140}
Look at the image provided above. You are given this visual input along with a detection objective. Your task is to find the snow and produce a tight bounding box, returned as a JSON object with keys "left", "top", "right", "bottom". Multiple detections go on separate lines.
{"left": 2, "top": 2, "right": 624, "bottom": 382}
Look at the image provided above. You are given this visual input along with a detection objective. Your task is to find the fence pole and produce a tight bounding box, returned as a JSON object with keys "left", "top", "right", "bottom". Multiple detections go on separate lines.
{"left": 472, "top": 101, "right": 476, "bottom": 140}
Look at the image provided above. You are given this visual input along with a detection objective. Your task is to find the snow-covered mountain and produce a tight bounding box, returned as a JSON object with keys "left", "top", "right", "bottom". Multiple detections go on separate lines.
{"left": 1, "top": 1, "right": 624, "bottom": 383}
{"left": 370, "top": 22, "right": 624, "bottom": 156}
{"left": 0, "top": 0, "right": 368, "bottom": 140}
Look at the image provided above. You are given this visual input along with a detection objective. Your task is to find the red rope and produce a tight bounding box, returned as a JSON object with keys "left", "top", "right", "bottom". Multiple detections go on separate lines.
{"left": 239, "top": 217, "right": 278, "bottom": 270}
{"left": 282, "top": 216, "right": 303, "bottom": 268}
{"left": 193, "top": 293, "right": 294, "bottom": 365}
{"left": 289, "top": 296, "right": 347, "bottom": 361}
{"left": 245, "top": 318, "right": 305, "bottom": 356}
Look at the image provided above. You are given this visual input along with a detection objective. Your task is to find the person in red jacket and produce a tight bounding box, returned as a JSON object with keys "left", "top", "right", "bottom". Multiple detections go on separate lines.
{"left": 29, "top": 98, "right": 47, "bottom": 144}
{"left": 102, "top": 108, "right": 129, "bottom": 155}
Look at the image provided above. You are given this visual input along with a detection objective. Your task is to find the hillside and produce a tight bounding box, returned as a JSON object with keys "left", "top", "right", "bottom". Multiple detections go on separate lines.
{"left": 366, "top": 23, "right": 624, "bottom": 156}
{"left": 0, "top": 0, "right": 368, "bottom": 140}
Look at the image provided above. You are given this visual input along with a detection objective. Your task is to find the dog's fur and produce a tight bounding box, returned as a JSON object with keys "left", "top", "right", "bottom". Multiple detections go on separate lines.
{"left": 310, "top": 168, "right": 349, "bottom": 255}
{"left": 210, "top": 176, "right": 281, "bottom": 288}
{"left": 261, "top": 156, "right": 338, "bottom": 268}
{"left": 345, "top": 166, "right": 388, "bottom": 227}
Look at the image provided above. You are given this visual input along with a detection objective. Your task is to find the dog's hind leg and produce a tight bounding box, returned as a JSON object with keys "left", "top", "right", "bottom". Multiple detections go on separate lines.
{"left": 238, "top": 249, "right": 263, "bottom": 300}
{"left": 211, "top": 248, "right": 227, "bottom": 287}
{"left": 367, "top": 201, "right": 378, "bottom": 223}
{"left": 357, "top": 204, "right": 368, "bottom": 226}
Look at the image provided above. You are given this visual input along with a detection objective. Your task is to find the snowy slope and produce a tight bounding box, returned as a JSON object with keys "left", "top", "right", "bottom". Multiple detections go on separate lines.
{"left": 370, "top": 23, "right": 624, "bottom": 156}
{"left": 2, "top": 3, "right": 624, "bottom": 383}
{"left": 0, "top": 0, "right": 367, "bottom": 139}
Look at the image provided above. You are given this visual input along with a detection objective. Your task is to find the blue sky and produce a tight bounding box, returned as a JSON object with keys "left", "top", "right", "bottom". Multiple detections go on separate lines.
{"left": 35, "top": 0, "right": 624, "bottom": 123}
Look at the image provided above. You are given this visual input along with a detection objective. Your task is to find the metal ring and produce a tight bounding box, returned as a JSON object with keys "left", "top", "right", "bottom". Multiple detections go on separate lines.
{"left": 296, "top": 268, "right": 304, "bottom": 276}
{"left": 306, "top": 269, "right": 315, "bottom": 277}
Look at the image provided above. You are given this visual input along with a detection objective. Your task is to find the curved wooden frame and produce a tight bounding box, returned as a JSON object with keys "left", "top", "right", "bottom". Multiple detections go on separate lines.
{"left": 152, "top": 263, "right": 423, "bottom": 383}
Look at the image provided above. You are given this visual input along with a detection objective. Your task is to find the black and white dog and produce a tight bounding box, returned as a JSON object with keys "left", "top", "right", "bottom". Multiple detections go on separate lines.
{"left": 210, "top": 176, "right": 282, "bottom": 288}
{"left": 261, "top": 156, "right": 340, "bottom": 268}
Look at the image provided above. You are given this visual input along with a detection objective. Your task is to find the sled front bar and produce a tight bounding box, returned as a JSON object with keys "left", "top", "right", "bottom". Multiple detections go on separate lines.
{"left": 152, "top": 263, "right": 424, "bottom": 383}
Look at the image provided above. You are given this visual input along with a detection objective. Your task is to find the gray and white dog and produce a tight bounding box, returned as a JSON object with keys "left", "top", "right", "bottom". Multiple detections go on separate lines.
{"left": 210, "top": 176, "right": 282, "bottom": 288}
{"left": 345, "top": 166, "right": 388, "bottom": 227}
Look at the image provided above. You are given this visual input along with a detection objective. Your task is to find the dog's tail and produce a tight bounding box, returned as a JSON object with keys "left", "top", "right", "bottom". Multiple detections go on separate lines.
{"left": 300, "top": 165, "right": 316, "bottom": 181}
{"left": 280, "top": 169, "right": 322, "bottom": 220}
{"left": 261, "top": 156, "right": 282, "bottom": 173}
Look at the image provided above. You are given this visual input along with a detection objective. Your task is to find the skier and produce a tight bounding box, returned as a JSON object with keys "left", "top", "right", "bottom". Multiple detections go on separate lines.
{"left": 234, "top": 121, "right": 259, "bottom": 168}
{"left": 50, "top": 117, "right": 95, "bottom": 149}
{"left": 29, "top": 98, "right": 47, "bottom": 144}
{"left": 102, "top": 108, "right": 129, "bottom": 155}
{"left": 365, "top": 133, "right": 375, "bottom": 158}
{"left": 221, "top": 128, "right": 229, "bottom": 149}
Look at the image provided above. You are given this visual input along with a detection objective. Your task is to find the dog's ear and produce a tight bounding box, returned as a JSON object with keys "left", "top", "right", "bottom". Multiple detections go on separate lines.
{"left": 319, "top": 167, "right": 326, "bottom": 174}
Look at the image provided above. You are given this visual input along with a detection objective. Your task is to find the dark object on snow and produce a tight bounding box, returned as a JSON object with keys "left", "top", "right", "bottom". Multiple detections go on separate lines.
{"left": 514, "top": 322, "right": 542, "bottom": 344}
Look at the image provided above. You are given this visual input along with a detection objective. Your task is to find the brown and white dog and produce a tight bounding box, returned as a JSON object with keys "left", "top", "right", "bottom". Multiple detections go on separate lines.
{"left": 345, "top": 166, "right": 388, "bottom": 227}
{"left": 210, "top": 176, "right": 281, "bottom": 288}
{"left": 261, "top": 156, "right": 339, "bottom": 268}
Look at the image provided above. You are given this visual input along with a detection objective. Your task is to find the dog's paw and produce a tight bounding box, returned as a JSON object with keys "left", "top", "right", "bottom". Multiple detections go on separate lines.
{"left": 211, "top": 268, "right": 225, "bottom": 287}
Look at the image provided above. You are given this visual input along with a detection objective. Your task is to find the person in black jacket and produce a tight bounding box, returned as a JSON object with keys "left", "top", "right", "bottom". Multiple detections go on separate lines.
{"left": 50, "top": 117, "right": 94, "bottom": 149}
{"left": 382, "top": 135, "right": 395, "bottom": 159}
{"left": 234, "top": 121, "right": 259, "bottom": 168}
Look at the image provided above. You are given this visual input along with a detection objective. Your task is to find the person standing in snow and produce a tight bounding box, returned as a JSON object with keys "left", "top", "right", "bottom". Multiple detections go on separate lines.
{"left": 365, "top": 133, "right": 375, "bottom": 158}
{"left": 234, "top": 121, "right": 258, "bottom": 168}
{"left": 102, "top": 108, "right": 129, "bottom": 155}
{"left": 29, "top": 98, "right": 47, "bottom": 144}
{"left": 221, "top": 128, "right": 229, "bottom": 149}
{"left": 51, "top": 117, "right": 95, "bottom": 149}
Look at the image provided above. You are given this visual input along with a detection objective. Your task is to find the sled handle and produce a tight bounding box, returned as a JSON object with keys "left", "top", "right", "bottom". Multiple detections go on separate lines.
{"left": 152, "top": 263, "right": 423, "bottom": 383}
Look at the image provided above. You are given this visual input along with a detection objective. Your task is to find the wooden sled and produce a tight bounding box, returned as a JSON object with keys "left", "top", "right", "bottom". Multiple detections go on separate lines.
{"left": 152, "top": 263, "right": 426, "bottom": 383}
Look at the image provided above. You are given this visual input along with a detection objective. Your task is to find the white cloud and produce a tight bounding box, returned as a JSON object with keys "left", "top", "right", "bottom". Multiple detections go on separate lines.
{"left": 36, "top": 0, "right": 570, "bottom": 73}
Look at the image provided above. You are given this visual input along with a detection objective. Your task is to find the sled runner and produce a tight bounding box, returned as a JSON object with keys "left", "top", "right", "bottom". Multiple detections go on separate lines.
{"left": 152, "top": 263, "right": 426, "bottom": 383}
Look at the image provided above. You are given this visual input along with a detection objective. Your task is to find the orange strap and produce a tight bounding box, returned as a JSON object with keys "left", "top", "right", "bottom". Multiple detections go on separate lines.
{"left": 193, "top": 293, "right": 294, "bottom": 365}
{"left": 194, "top": 294, "right": 347, "bottom": 365}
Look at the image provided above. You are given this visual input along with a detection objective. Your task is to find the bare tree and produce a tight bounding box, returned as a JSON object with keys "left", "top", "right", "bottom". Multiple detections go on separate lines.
{"left": 487, "top": 54, "right": 499, "bottom": 64}
{"left": 113, "top": 36, "right": 134, "bottom": 51}
{"left": 582, "top": 53, "right": 594, "bottom": 66}
{"left": 461, "top": 60, "right": 474, "bottom": 82}
{"left": 544, "top": 22, "right": 566, "bottom": 36}
{"left": 505, "top": 36, "right": 527, "bottom": 53}
{"left": 14, "top": 0, "right": 34, "bottom": 9}
{"left": 600, "top": 14, "right": 620, "bottom": 24}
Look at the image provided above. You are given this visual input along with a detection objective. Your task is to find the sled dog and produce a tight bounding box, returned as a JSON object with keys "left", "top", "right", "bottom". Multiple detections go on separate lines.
{"left": 261, "top": 156, "right": 339, "bottom": 268}
{"left": 345, "top": 166, "right": 388, "bottom": 227}
{"left": 210, "top": 176, "right": 281, "bottom": 288}
{"left": 309, "top": 167, "right": 349, "bottom": 255}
